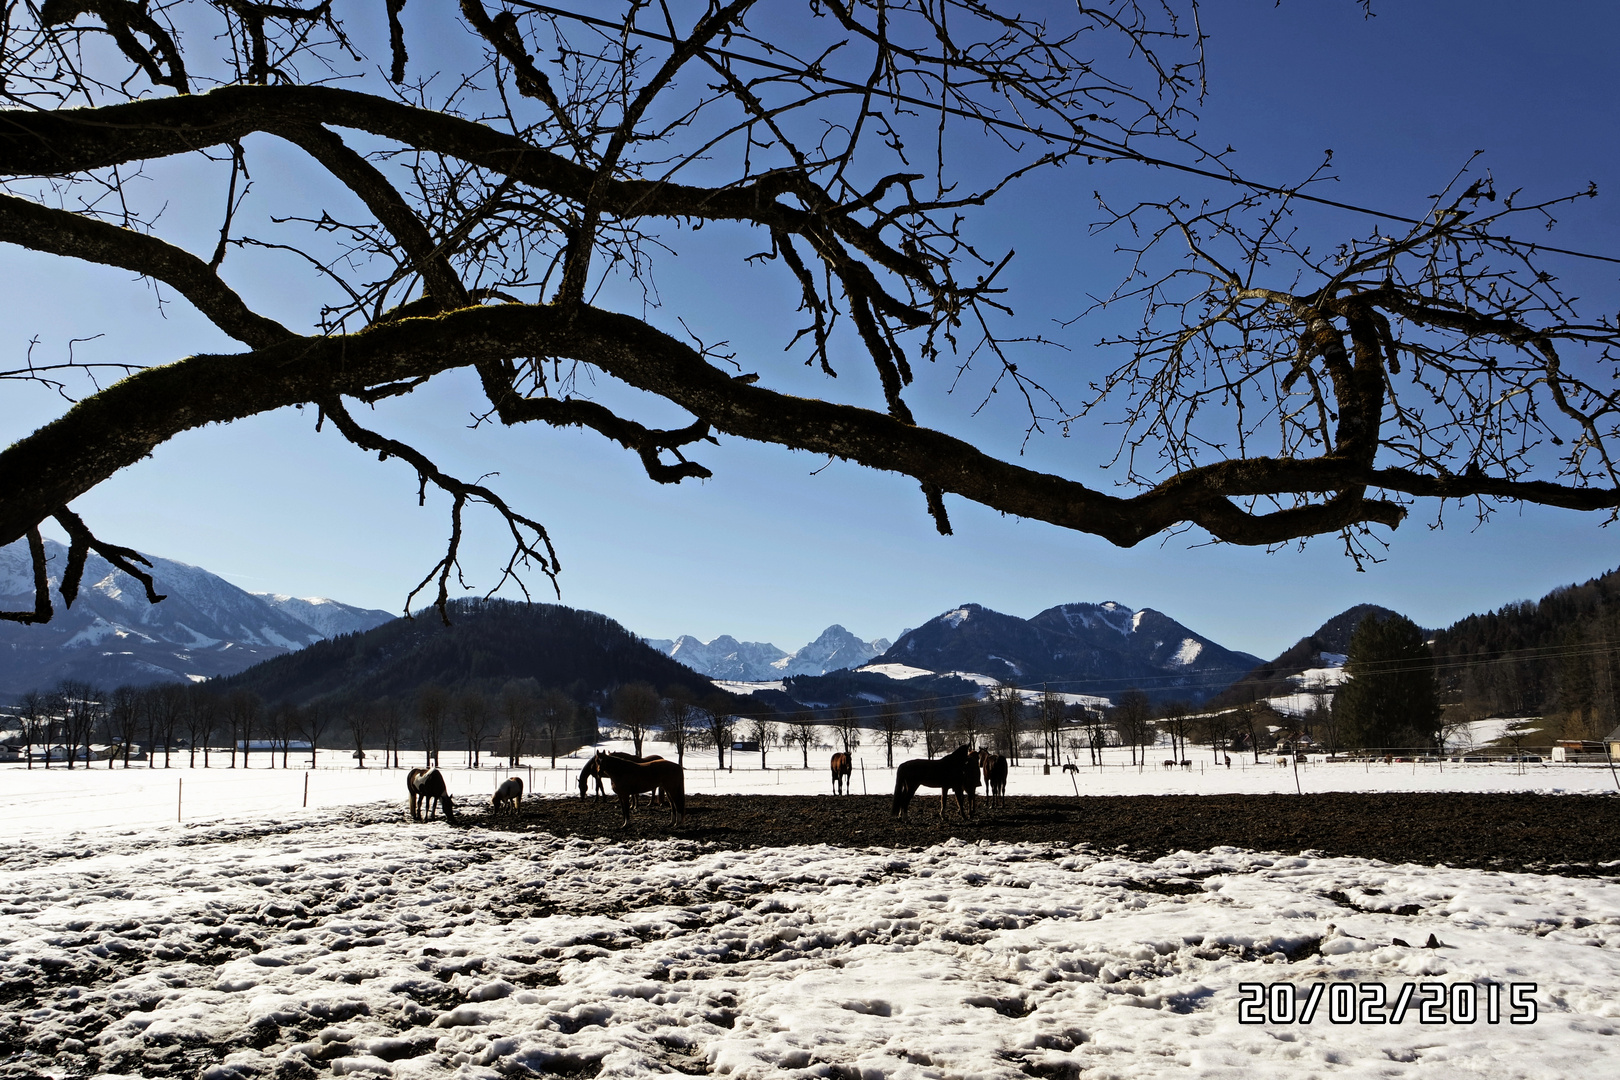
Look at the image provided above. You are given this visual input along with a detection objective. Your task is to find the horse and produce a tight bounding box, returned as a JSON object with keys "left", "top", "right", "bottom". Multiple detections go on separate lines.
{"left": 1061, "top": 762, "right": 1079, "bottom": 775}
{"left": 1161, "top": 759, "right": 1176, "bottom": 770}
{"left": 892, "top": 744, "right": 979, "bottom": 820}
{"left": 601, "top": 752, "right": 673, "bottom": 807}
{"left": 577, "top": 760, "right": 606, "bottom": 799}
{"left": 589, "top": 751, "right": 686, "bottom": 828}
{"left": 1179, "top": 759, "right": 1192, "bottom": 771}
{"left": 983, "top": 753, "right": 1009, "bottom": 810}
{"left": 491, "top": 776, "right": 524, "bottom": 815}
{"left": 831, "top": 752, "right": 853, "bottom": 795}
{"left": 407, "top": 767, "right": 457, "bottom": 824}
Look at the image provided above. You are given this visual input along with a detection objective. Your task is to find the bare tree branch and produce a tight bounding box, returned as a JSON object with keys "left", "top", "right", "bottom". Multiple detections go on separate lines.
{"left": 1, "top": 2, "right": 1615, "bottom": 613}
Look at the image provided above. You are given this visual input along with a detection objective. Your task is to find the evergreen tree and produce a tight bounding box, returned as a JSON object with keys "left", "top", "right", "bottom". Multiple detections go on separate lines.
{"left": 1333, "top": 615, "right": 1441, "bottom": 752}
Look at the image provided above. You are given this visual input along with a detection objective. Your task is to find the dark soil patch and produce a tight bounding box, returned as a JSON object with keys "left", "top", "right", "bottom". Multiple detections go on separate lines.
{"left": 487, "top": 791, "right": 1620, "bottom": 875}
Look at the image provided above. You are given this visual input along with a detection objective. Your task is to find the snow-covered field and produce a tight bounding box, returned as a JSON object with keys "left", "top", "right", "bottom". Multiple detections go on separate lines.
{"left": 2, "top": 752, "right": 1617, "bottom": 1079}
{"left": 3, "top": 742, "right": 1615, "bottom": 841}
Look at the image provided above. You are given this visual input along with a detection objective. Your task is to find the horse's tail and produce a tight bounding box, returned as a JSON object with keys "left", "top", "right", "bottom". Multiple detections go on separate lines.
{"left": 891, "top": 769, "right": 914, "bottom": 817}
{"left": 668, "top": 771, "right": 686, "bottom": 826}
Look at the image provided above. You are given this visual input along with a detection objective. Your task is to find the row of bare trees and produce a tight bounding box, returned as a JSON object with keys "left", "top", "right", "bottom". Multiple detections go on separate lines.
{"left": 7, "top": 680, "right": 314, "bottom": 770}
{"left": 613, "top": 683, "right": 1148, "bottom": 771}
{"left": 2, "top": 678, "right": 597, "bottom": 769}
{"left": 2, "top": 675, "right": 1302, "bottom": 775}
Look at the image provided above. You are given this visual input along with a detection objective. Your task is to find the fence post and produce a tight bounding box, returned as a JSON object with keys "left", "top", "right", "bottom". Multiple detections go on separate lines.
{"left": 177, "top": 777, "right": 183, "bottom": 822}
{"left": 303, "top": 771, "right": 309, "bottom": 808}
{"left": 861, "top": 760, "right": 867, "bottom": 795}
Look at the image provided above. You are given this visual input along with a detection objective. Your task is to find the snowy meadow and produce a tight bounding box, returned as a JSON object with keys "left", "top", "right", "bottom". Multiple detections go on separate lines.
{"left": 1, "top": 752, "right": 1617, "bottom": 1079}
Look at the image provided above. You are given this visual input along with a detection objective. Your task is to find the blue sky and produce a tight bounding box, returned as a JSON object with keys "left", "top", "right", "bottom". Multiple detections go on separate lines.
{"left": 5, "top": 2, "right": 1619, "bottom": 660}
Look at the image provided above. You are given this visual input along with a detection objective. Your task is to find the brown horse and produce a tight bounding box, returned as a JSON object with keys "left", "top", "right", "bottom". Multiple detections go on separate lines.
{"left": 578, "top": 760, "right": 606, "bottom": 799}
{"left": 606, "top": 751, "right": 672, "bottom": 807}
{"left": 407, "top": 767, "right": 457, "bottom": 824}
{"left": 831, "top": 752, "right": 853, "bottom": 795}
{"left": 491, "top": 776, "right": 524, "bottom": 815}
{"left": 590, "top": 751, "right": 686, "bottom": 827}
{"left": 983, "top": 753, "right": 1008, "bottom": 810}
{"left": 892, "top": 744, "right": 979, "bottom": 819}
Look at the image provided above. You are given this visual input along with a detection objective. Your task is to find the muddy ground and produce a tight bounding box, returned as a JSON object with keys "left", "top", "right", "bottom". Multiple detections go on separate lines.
{"left": 473, "top": 790, "right": 1620, "bottom": 876}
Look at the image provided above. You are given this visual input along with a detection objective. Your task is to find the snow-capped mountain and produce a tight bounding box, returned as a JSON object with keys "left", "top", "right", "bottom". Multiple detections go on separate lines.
{"left": 872, "top": 601, "right": 1261, "bottom": 703}
{"left": 0, "top": 538, "right": 395, "bottom": 697}
{"left": 647, "top": 625, "right": 891, "bottom": 681}
{"left": 771, "top": 624, "right": 892, "bottom": 678}
{"left": 650, "top": 635, "right": 791, "bottom": 682}
{"left": 252, "top": 593, "right": 396, "bottom": 640}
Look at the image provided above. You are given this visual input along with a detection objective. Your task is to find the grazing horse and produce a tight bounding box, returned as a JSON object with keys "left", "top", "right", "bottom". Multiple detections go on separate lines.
{"left": 1180, "top": 759, "right": 1192, "bottom": 771}
{"left": 831, "top": 752, "right": 853, "bottom": 795}
{"left": 407, "top": 767, "right": 457, "bottom": 824}
{"left": 1161, "top": 759, "right": 1176, "bottom": 770}
{"left": 1061, "top": 762, "right": 1079, "bottom": 775}
{"left": 892, "top": 745, "right": 979, "bottom": 820}
{"left": 491, "top": 776, "right": 524, "bottom": 815}
{"left": 590, "top": 752, "right": 686, "bottom": 828}
{"left": 983, "top": 753, "right": 1009, "bottom": 810}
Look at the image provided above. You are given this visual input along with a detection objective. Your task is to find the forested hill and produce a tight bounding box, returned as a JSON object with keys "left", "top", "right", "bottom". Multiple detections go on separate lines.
{"left": 1212, "top": 604, "right": 1403, "bottom": 707}
{"left": 1433, "top": 567, "right": 1620, "bottom": 733}
{"left": 213, "top": 598, "right": 715, "bottom": 706}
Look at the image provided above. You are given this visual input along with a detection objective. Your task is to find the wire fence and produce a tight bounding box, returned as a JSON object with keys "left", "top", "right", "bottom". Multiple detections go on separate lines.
{"left": 4, "top": 746, "right": 1616, "bottom": 842}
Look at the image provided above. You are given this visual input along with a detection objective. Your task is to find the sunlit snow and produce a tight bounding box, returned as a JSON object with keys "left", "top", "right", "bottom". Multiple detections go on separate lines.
{"left": 854, "top": 663, "right": 936, "bottom": 680}
{"left": 1170, "top": 638, "right": 1203, "bottom": 666}
{"left": 1, "top": 751, "right": 1616, "bottom": 1079}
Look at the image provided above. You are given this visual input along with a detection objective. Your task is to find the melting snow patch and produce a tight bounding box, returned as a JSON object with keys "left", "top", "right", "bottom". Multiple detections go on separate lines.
{"left": 173, "top": 622, "right": 223, "bottom": 648}
{"left": 63, "top": 618, "right": 121, "bottom": 648}
{"left": 1171, "top": 638, "right": 1203, "bottom": 666}
{"left": 855, "top": 663, "right": 936, "bottom": 680}
{"left": 711, "top": 680, "right": 785, "bottom": 694}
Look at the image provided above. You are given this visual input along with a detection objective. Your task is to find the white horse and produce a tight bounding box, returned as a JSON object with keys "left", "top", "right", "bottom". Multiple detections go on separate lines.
{"left": 491, "top": 776, "right": 524, "bottom": 815}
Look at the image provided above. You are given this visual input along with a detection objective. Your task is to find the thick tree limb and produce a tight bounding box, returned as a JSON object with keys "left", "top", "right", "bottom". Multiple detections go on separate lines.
{"left": 0, "top": 529, "right": 52, "bottom": 624}
{"left": 0, "top": 192, "right": 294, "bottom": 348}
{"left": 0, "top": 87, "right": 928, "bottom": 290}
{"left": 0, "top": 301, "right": 1438, "bottom": 558}
{"left": 40, "top": 0, "right": 190, "bottom": 94}
{"left": 502, "top": 397, "right": 715, "bottom": 483}
{"left": 53, "top": 506, "right": 165, "bottom": 606}
{"left": 274, "top": 124, "right": 468, "bottom": 309}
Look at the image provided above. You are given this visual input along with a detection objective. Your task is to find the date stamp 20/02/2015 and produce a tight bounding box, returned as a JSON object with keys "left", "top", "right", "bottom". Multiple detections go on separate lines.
{"left": 1237, "top": 982, "right": 1537, "bottom": 1025}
